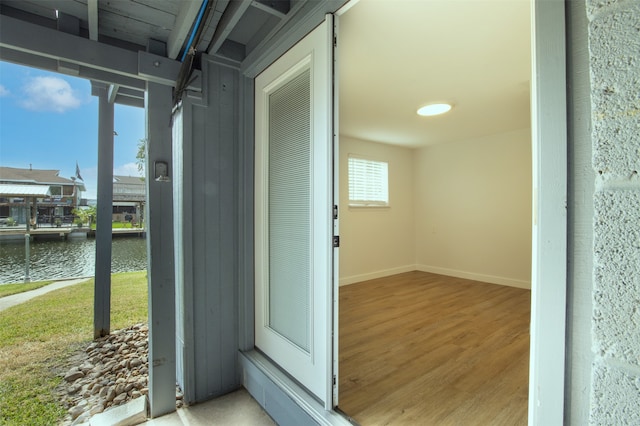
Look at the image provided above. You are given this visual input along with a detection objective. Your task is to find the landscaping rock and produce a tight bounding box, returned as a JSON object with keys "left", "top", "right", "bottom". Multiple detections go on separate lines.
{"left": 71, "top": 412, "right": 90, "bottom": 426}
{"left": 106, "top": 387, "right": 116, "bottom": 402}
{"left": 64, "top": 369, "right": 85, "bottom": 382}
{"left": 113, "top": 393, "right": 128, "bottom": 404}
{"left": 69, "top": 405, "right": 84, "bottom": 420}
{"left": 57, "top": 323, "right": 183, "bottom": 426}
{"left": 67, "top": 384, "right": 81, "bottom": 395}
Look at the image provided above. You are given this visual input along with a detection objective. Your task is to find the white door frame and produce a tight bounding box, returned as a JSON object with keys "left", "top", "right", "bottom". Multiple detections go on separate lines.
{"left": 528, "top": 0, "right": 567, "bottom": 424}
{"left": 331, "top": 12, "right": 341, "bottom": 409}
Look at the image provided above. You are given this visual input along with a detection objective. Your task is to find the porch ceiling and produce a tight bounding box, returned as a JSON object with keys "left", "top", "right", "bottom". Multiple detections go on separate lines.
{"left": 0, "top": 0, "right": 289, "bottom": 60}
{"left": 0, "top": 0, "right": 293, "bottom": 106}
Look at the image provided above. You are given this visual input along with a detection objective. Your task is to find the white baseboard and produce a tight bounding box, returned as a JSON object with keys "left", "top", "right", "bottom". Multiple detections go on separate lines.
{"left": 339, "top": 264, "right": 417, "bottom": 286}
{"left": 415, "top": 264, "right": 531, "bottom": 289}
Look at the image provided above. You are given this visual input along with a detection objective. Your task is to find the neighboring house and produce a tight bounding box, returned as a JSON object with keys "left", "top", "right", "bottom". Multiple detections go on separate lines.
{"left": 0, "top": 1, "right": 638, "bottom": 425}
{"left": 0, "top": 166, "right": 85, "bottom": 225}
{"left": 112, "top": 175, "right": 145, "bottom": 224}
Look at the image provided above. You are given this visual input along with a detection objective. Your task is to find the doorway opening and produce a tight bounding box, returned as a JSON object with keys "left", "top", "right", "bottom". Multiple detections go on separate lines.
{"left": 335, "top": 1, "right": 532, "bottom": 423}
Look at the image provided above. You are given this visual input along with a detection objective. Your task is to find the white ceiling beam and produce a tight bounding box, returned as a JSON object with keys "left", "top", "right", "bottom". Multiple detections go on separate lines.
{"left": 138, "top": 51, "right": 201, "bottom": 90}
{"left": 111, "top": 86, "right": 142, "bottom": 97}
{"left": 207, "top": 0, "right": 252, "bottom": 55}
{"left": 1, "top": 13, "right": 136, "bottom": 78}
{"left": 0, "top": 47, "right": 145, "bottom": 91}
{"left": 92, "top": 82, "right": 144, "bottom": 108}
{"left": 58, "top": 60, "right": 80, "bottom": 75}
{"left": 167, "top": 0, "right": 204, "bottom": 59}
{"left": 0, "top": 14, "right": 200, "bottom": 91}
{"left": 113, "top": 94, "right": 144, "bottom": 108}
{"left": 88, "top": 0, "right": 99, "bottom": 41}
{"left": 108, "top": 84, "right": 120, "bottom": 104}
{"left": 251, "top": 0, "right": 287, "bottom": 19}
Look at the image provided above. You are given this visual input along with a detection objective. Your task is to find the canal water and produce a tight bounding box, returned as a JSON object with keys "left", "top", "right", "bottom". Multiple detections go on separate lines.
{"left": 0, "top": 237, "right": 147, "bottom": 284}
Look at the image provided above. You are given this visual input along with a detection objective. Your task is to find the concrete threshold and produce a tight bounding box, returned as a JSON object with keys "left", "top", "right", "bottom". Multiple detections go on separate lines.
{"left": 143, "top": 389, "right": 274, "bottom": 426}
{"left": 75, "top": 389, "right": 273, "bottom": 426}
{"left": 90, "top": 397, "right": 147, "bottom": 426}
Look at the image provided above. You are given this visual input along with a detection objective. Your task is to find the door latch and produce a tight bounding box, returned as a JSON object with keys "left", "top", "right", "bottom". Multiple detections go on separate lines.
{"left": 332, "top": 236, "right": 340, "bottom": 248}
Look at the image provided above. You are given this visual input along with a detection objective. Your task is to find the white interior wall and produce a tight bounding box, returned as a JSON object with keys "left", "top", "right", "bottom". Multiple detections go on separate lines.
{"left": 339, "top": 136, "right": 415, "bottom": 285}
{"left": 339, "top": 128, "right": 532, "bottom": 288}
{"left": 414, "top": 128, "right": 532, "bottom": 288}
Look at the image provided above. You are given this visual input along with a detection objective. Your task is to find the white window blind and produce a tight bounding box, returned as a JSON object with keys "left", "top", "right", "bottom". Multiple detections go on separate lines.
{"left": 348, "top": 156, "right": 389, "bottom": 206}
{"left": 267, "top": 69, "right": 311, "bottom": 352}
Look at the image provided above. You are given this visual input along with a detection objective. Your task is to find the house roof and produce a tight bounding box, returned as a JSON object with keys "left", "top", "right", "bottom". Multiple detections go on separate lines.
{"left": 0, "top": 183, "right": 51, "bottom": 197}
{"left": 0, "top": 166, "right": 86, "bottom": 191}
{"left": 113, "top": 175, "right": 145, "bottom": 203}
{"left": 114, "top": 175, "right": 145, "bottom": 186}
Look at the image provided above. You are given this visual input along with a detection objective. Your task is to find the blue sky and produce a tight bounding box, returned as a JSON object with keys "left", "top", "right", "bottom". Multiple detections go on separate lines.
{"left": 0, "top": 61, "right": 146, "bottom": 199}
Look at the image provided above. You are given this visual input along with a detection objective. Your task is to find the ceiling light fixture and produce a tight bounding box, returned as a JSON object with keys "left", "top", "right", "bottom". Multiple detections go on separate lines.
{"left": 417, "top": 103, "right": 452, "bottom": 117}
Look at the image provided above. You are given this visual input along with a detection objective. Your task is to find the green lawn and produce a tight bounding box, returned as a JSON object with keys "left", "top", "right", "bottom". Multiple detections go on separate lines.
{"left": 0, "top": 281, "right": 53, "bottom": 298}
{"left": 0, "top": 271, "right": 148, "bottom": 426}
{"left": 88, "top": 222, "right": 145, "bottom": 230}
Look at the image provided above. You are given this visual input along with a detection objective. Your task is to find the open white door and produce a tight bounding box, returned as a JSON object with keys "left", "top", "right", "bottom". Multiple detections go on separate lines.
{"left": 255, "top": 16, "right": 336, "bottom": 408}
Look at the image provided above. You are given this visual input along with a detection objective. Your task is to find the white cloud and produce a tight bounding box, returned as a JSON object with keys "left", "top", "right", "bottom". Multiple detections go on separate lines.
{"left": 20, "top": 76, "right": 82, "bottom": 112}
{"left": 114, "top": 162, "right": 143, "bottom": 177}
{"left": 0, "top": 85, "right": 9, "bottom": 97}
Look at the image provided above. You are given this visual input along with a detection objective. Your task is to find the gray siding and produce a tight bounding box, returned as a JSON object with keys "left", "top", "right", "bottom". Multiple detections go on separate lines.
{"left": 238, "top": 75, "right": 255, "bottom": 352}
{"left": 174, "top": 54, "right": 241, "bottom": 403}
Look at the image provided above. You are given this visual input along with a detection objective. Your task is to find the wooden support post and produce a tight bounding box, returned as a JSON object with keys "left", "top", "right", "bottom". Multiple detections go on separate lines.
{"left": 94, "top": 85, "right": 114, "bottom": 339}
{"left": 145, "top": 81, "right": 176, "bottom": 418}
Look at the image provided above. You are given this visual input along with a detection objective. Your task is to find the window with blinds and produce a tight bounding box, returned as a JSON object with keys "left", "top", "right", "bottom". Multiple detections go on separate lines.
{"left": 348, "top": 156, "right": 389, "bottom": 207}
{"left": 267, "top": 68, "right": 311, "bottom": 352}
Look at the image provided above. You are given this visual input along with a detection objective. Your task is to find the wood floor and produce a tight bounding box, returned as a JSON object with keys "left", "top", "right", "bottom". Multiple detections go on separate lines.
{"left": 338, "top": 271, "right": 530, "bottom": 426}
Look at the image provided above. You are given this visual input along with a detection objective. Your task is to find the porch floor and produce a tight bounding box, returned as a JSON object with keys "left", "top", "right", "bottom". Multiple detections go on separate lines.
{"left": 143, "top": 388, "right": 274, "bottom": 425}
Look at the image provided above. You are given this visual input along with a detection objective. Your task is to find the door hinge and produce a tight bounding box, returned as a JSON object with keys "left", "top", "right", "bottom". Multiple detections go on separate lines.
{"left": 332, "top": 235, "right": 340, "bottom": 248}
{"left": 333, "top": 375, "right": 337, "bottom": 386}
{"left": 333, "top": 204, "right": 338, "bottom": 220}
{"left": 333, "top": 34, "right": 337, "bottom": 48}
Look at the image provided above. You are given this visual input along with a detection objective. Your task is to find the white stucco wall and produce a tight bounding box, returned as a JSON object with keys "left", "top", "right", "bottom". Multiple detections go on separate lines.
{"left": 587, "top": 1, "right": 640, "bottom": 423}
